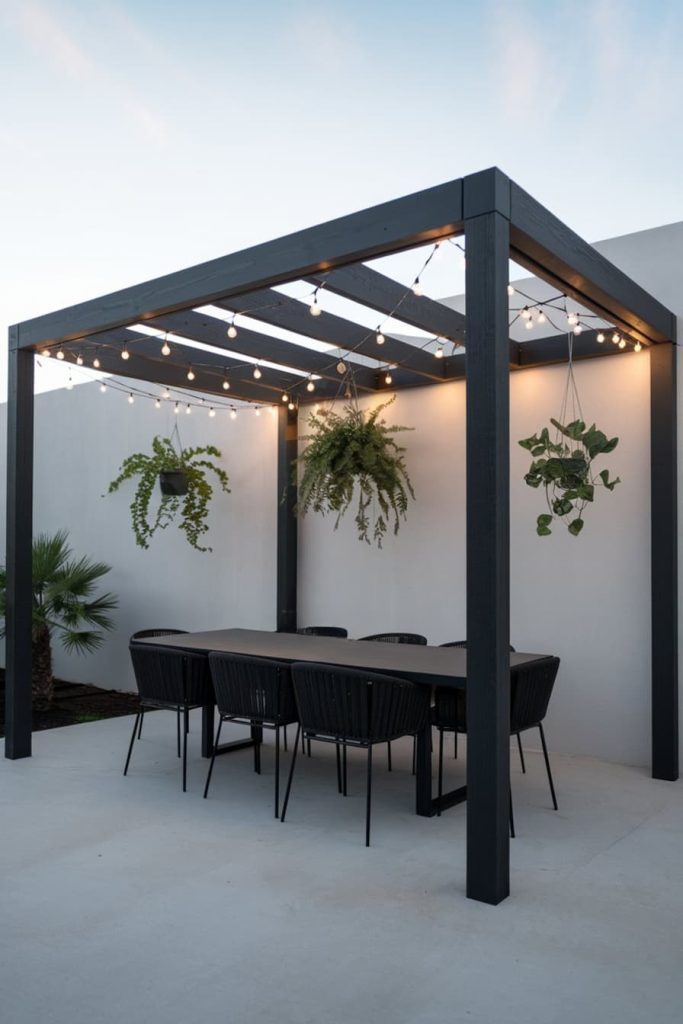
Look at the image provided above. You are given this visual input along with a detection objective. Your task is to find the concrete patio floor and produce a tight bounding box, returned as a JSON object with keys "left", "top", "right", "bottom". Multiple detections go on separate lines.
{"left": 1, "top": 711, "right": 682, "bottom": 1024}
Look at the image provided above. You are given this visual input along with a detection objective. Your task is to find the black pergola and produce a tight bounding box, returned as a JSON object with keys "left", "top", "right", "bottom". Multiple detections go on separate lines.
{"left": 5, "top": 167, "right": 678, "bottom": 904}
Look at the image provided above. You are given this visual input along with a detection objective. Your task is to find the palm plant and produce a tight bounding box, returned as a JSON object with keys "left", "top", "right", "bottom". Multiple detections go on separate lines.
{"left": 0, "top": 531, "right": 118, "bottom": 709}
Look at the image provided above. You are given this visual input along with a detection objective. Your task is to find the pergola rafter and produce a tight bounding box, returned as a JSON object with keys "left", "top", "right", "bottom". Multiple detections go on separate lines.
{"left": 6, "top": 167, "right": 677, "bottom": 907}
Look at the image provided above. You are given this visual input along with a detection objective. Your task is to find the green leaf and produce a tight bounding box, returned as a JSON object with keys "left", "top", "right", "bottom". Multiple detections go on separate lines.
{"left": 536, "top": 513, "right": 553, "bottom": 536}
{"left": 599, "top": 469, "right": 621, "bottom": 491}
{"left": 568, "top": 518, "right": 584, "bottom": 536}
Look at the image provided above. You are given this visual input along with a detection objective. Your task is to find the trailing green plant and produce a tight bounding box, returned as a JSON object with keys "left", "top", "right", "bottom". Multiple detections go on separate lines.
{"left": 519, "top": 418, "right": 620, "bottom": 537}
{"left": 294, "top": 397, "right": 415, "bottom": 546}
{"left": 0, "top": 530, "right": 118, "bottom": 708}
{"left": 107, "top": 435, "right": 230, "bottom": 551}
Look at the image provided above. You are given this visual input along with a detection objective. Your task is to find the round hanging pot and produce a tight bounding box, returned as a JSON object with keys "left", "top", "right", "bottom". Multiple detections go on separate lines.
{"left": 159, "top": 469, "right": 189, "bottom": 496}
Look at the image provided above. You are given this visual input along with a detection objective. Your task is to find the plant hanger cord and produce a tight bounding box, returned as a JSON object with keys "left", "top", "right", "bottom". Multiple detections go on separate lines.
{"left": 169, "top": 421, "right": 184, "bottom": 457}
{"left": 556, "top": 334, "right": 585, "bottom": 443}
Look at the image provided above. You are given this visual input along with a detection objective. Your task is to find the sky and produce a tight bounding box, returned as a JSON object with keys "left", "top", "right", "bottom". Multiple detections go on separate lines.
{"left": 1, "top": 0, "right": 682, "bottom": 396}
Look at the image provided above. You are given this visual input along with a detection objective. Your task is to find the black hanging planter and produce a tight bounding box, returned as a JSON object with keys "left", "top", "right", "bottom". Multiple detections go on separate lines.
{"left": 159, "top": 470, "right": 189, "bottom": 496}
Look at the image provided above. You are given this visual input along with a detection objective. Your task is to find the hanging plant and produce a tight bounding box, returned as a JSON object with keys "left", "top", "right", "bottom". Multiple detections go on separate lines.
{"left": 294, "top": 396, "right": 415, "bottom": 547}
{"left": 518, "top": 336, "right": 620, "bottom": 537}
{"left": 107, "top": 432, "right": 230, "bottom": 551}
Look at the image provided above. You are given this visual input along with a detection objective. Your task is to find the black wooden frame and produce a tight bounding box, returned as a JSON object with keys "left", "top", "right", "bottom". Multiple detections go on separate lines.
{"left": 6, "top": 167, "right": 678, "bottom": 904}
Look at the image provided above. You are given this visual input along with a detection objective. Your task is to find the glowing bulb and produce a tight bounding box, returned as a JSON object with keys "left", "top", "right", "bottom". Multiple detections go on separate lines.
{"left": 186, "top": 404, "right": 191, "bottom": 414}
{"left": 253, "top": 365, "right": 262, "bottom": 380}
{"left": 230, "top": 409, "right": 237, "bottom": 420}
{"left": 306, "top": 378, "right": 315, "bottom": 393}
{"left": 209, "top": 407, "right": 216, "bottom": 417}
{"left": 187, "top": 365, "right": 195, "bottom": 381}
{"left": 42, "top": 348, "right": 51, "bottom": 358}
{"left": 309, "top": 295, "right": 321, "bottom": 316}
{"left": 154, "top": 399, "right": 161, "bottom": 409}
{"left": 537, "top": 311, "right": 546, "bottom": 324}
{"left": 100, "top": 383, "right": 107, "bottom": 394}
{"left": 618, "top": 338, "right": 626, "bottom": 349}
{"left": 222, "top": 377, "right": 230, "bottom": 390}
{"left": 76, "top": 353, "right": 84, "bottom": 366}
{"left": 567, "top": 312, "right": 578, "bottom": 327}
{"left": 435, "top": 345, "right": 444, "bottom": 359}
{"left": 93, "top": 353, "right": 101, "bottom": 369}
{"left": 612, "top": 332, "right": 620, "bottom": 345}
{"left": 337, "top": 360, "right": 347, "bottom": 374}
{"left": 121, "top": 345, "right": 130, "bottom": 361}
{"left": 162, "top": 388, "right": 170, "bottom": 399}
{"left": 288, "top": 401, "right": 295, "bottom": 411}
{"left": 507, "top": 284, "right": 515, "bottom": 297}
{"left": 174, "top": 402, "right": 180, "bottom": 414}
{"left": 521, "top": 306, "right": 531, "bottom": 320}
{"left": 376, "top": 331, "right": 385, "bottom": 345}
{"left": 525, "top": 319, "right": 534, "bottom": 330}
{"left": 412, "top": 279, "right": 423, "bottom": 297}
{"left": 161, "top": 340, "right": 171, "bottom": 356}
{"left": 385, "top": 372, "right": 393, "bottom": 385}
{"left": 255, "top": 407, "right": 261, "bottom": 417}
{"left": 128, "top": 393, "right": 134, "bottom": 404}
{"left": 282, "top": 393, "right": 288, "bottom": 402}
{"left": 597, "top": 332, "right": 605, "bottom": 343}
{"left": 227, "top": 322, "right": 238, "bottom": 339}
{"left": 634, "top": 341, "right": 642, "bottom": 352}
{"left": 573, "top": 324, "right": 583, "bottom": 335}
{"left": 66, "top": 376, "right": 73, "bottom": 391}
{"left": 57, "top": 348, "right": 65, "bottom": 360}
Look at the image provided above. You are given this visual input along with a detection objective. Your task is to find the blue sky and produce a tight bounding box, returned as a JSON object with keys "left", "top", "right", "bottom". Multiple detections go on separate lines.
{"left": 1, "top": 0, "right": 682, "bottom": 391}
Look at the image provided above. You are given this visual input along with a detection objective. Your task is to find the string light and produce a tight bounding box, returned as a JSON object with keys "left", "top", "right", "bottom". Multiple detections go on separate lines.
{"left": 66, "top": 375, "right": 73, "bottom": 391}
{"left": 57, "top": 347, "right": 65, "bottom": 360}
{"left": 306, "top": 377, "right": 315, "bottom": 392}
{"left": 384, "top": 372, "right": 393, "bottom": 385}
{"left": 309, "top": 290, "right": 322, "bottom": 316}
{"left": 525, "top": 318, "right": 534, "bottom": 331}
{"left": 230, "top": 409, "right": 237, "bottom": 420}
{"left": 187, "top": 365, "right": 195, "bottom": 381}
{"left": 521, "top": 306, "right": 531, "bottom": 320}
{"left": 185, "top": 403, "right": 192, "bottom": 414}
{"left": 288, "top": 401, "right": 296, "bottom": 411}
{"left": 227, "top": 319, "right": 238, "bottom": 339}
{"left": 336, "top": 360, "right": 347, "bottom": 374}
{"left": 567, "top": 312, "right": 579, "bottom": 327}
{"left": 209, "top": 407, "right": 216, "bottom": 417}
{"left": 435, "top": 343, "right": 444, "bottom": 359}
{"left": 255, "top": 407, "right": 261, "bottom": 417}
{"left": 93, "top": 350, "right": 101, "bottom": 369}
{"left": 161, "top": 337, "right": 171, "bottom": 356}
{"left": 174, "top": 402, "right": 180, "bottom": 414}
{"left": 376, "top": 329, "right": 385, "bottom": 345}
{"left": 154, "top": 398, "right": 161, "bottom": 409}
{"left": 76, "top": 352, "right": 84, "bottom": 366}
{"left": 121, "top": 344, "right": 130, "bottom": 361}
{"left": 634, "top": 341, "right": 642, "bottom": 353}
{"left": 222, "top": 372, "right": 230, "bottom": 391}
{"left": 537, "top": 311, "right": 546, "bottom": 325}
{"left": 597, "top": 333, "right": 605, "bottom": 343}
{"left": 573, "top": 323, "right": 583, "bottom": 335}
{"left": 507, "top": 284, "right": 515, "bottom": 297}
{"left": 162, "top": 388, "right": 170, "bottom": 399}
{"left": 412, "top": 278, "right": 423, "bottom": 297}
{"left": 127, "top": 392, "right": 134, "bottom": 404}
{"left": 42, "top": 348, "right": 51, "bottom": 358}
{"left": 253, "top": 365, "right": 262, "bottom": 380}
{"left": 282, "top": 392, "right": 288, "bottom": 402}
{"left": 612, "top": 332, "right": 620, "bottom": 345}
{"left": 100, "top": 383, "right": 107, "bottom": 393}
{"left": 618, "top": 338, "right": 626, "bottom": 350}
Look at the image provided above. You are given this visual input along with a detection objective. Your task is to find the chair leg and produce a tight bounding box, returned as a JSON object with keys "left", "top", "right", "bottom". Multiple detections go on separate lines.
{"left": 301, "top": 728, "right": 306, "bottom": 755}
{"left": 437, "top": 729, "right": 444, "bottom": 817}
{"left": 176, "top": 708, "right": 181, "bottom": 758}
{"left": 538, "top": 723, "right": 558, "bottom": 810}
{"left": 336, "top": 743, "right": 342, "bottom": 794}
{"left": 516, "top": 732, "right": 526, "bottom": 773}
{"left": 274, "top": 726, "right": 281, "bottom": 819}
{"left": 203, "top": 718, "right": 223, "bottom": 799}
{"left": 137, "top": 709, "right": 144, "bottom": 740}
{"left": 253, "top": 723, "right": 261, "bottom": 775}
{"left": 453, "top": 730, "right": 458, "bottom": 760}
{"left": 283, "top": 725, "right": 288, "bottom": 752}
{"left": 386, "top": 740, "right": 392, "bottom": 772}
{"left": 182, "top": 707, "right": 189, "bottom": 792}
{"left": 342, "top": 742, "right": 348, "bottom": 796}
{"left": 365, "top": 744, "right": 373, "bottom": 847}
{"left": 412, "top": 735, "right": 416, "bottom": 776}
{"left": 509, "top": 789, "right": 515, "bottom": 839}
{"left": 307, "top": 737, "right": 312, "bottom": 758}
{"left": 280, "top": 725, "right": 301, "bottom": 822}
{"left": 123, "top": 713, "right": 140, "bottom": 775}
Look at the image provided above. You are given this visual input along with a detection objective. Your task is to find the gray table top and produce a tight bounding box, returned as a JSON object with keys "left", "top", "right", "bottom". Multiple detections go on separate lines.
{"left": 135, "top": 628, "right": 550, "bottom": 689}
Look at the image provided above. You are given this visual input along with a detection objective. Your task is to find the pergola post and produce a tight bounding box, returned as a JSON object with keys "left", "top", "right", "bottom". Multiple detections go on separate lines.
{"left": 276, "top": 405, "right": 298, "bottom": 632}
{"left": 464, "top": 204, "right": 511, "bottom": 904}
{"left": 650, "top": 341, "right": 678, "bottom": 780}
{"left": 5, "top": 331, "right": 35, "bottom": 759}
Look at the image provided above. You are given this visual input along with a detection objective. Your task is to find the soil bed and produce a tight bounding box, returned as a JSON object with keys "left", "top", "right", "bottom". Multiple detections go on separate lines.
{"left": 0, "top": 672, "right": 140, "bottom": 736}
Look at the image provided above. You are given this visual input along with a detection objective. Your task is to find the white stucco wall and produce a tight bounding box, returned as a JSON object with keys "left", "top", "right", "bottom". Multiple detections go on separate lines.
{"left": 2, "top": 221, "right": 682, "bottom": 770}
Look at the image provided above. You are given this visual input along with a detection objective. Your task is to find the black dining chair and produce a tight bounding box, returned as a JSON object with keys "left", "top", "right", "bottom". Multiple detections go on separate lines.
{"left": 129, "top": 629, "right": 189, "bottom": 745}
{"left": 203, "top": 653, "right": 298, "bottom": 818}
{"left": 297, "top": 626, "right": 348, "bottom": 638}
{"left": 358, "top": 633, "right": 428, "bottom": 771}
{"left": 438, "top": 641, "right": 524, "bottom": 766}
{"left": 433, "top": 655, "right": 560, "bottom": 835}
{"left": 281, "top": 662, "right": 429, "bottom": 846}
{"left": 125, "top": 643, "right": 214, "bottom": 792}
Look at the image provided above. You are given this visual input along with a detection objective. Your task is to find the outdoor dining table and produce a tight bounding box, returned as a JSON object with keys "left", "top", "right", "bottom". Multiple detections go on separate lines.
{"left": 138, "top": 628, "right": 549, "bottom": 817}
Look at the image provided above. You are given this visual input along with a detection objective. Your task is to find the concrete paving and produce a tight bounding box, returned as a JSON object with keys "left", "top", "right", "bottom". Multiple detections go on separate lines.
{"left": 1, "top": 712, "right": 682, "bottom": 1024}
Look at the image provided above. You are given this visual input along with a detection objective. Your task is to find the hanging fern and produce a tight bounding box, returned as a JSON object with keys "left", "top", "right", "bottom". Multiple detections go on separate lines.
{"left": 107, "top": 435, "right": 230, "bottom": 551}
{"left": 295, "top": 397, "right": 415, "bottom": 546}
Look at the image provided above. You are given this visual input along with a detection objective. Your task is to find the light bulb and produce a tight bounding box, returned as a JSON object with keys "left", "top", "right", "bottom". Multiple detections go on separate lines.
{"left": 174, "top": 402, "right": 180, "bottom": 414}
{"left": 121, "top": 345, "right": 130, "bottom": 361}
{"left": 288, "top": 401, "right": 295, "bottom": 411}
{"left": 76, "top": 353, "right": 84, "bottom": 366}
{"left": 634, "top": 341, "right": 642, "bottom": 352}
{"left": 337, "top": 360, "right": 347, "bottom": 374}
{"left": 306, "top": 378, "right": 315, "bottom": 392}
{"left": 162, "top": 388, "right": 170, "bottom": 399}
{"left": 507, "top": 284, "right": 515, "bottom": 297}
{"left": 253, "top": 366, "right": 262, "bottom": 380}
{"left": 187, "top": 366, "right": 195, "bottom": 381}
{"left": 309, "top": 296, "right": 321, "bottom": 316}
{"left": 521, "top": 306, "right": 531, "bottom": 320}
{"left": 230, "top": 409, "right": 237, "bottom": 420}
{"left": 161, "top": 340, "right": 171, "bottom": 356}
{"left": 255, "top": 407, "right": 261, "bottom": 417}
{"left": 100, "top": 383, "right": 107, "bottom": 394}
{"left": 186, "top": 404, "right": 191, "bottom": 414}
{"left": 612, "top": 332, "right": 620, "bottom": 344}
{"left": 435, "top": 345, "right": 444, "bottom": 359}
{"left": 385, "top": 373, "right": 393, "bottom": 385}
{"left": 154, "top": 399, "right": 161, "bottom": 409}
{"left": 128, "top": 393, "right": 134, "bottom": 404}
{"left": 57, "top": 348, "right": 65, "bottom": 360}
{"left": 376, "top": 331, "right": 385, "bottom": 345}
{"left": 412, "top": 280, "right": 423, "bottom": 297}
{"left": 573, "top": 324, "right": 583, "bottom": 335}
{"left": 525, "top": 319, "right": 534, "bottom": 330}
{"left": 597, "top": 332, "right": 605, "bottom": 343}
{"left": 227, "top": 323, "right": 238, "bottom": 339}
{"left": 93, "top": 354, "right": 101, "bottom": 369}
{"left": 42, "top": 348, "right": 51, "bottom": 358}
{"left": 222, "top": 377, "right": 230, "bottom": 391}
{"left": 282, "top": 392, "right": 288, "bottom": 402}
{"left": 209, "top": 407, "right": 216, "bottom": 417}
{"left": 567, "top": 312, "right": 578, "bottom": 327}
{"left": 537, "top": 311, "right": 546, "bottom": 324}
{"left": 66, "top": 376, "right": 73, "bottom": 391}
{"left": 618, "top": 338, "right": 626, "bottom": 349}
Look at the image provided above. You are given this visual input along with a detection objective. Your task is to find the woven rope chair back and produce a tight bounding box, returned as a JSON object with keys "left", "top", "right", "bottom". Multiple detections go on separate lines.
{"left": 434, "top": 641, "right": 516, "bottom": 729}
{"left": 358, "top": 632, "right": 427, "bottom": 645}
{"left": 129, "top": 643, "right": 213, "bottom": 706}
{"left": 510, "top": 657, "right": 560, "bottom": 734}
{"left": 130, "top": 628, "right": 188, "bottom": 641}
{"left": 208, "top": 652, "right": 297, "bottom": 723}
{"left": 290, "top": 662, "right": 429, "bottom": 743}
{"left": 297, "top": 626, "right": 348, "bottom": 638}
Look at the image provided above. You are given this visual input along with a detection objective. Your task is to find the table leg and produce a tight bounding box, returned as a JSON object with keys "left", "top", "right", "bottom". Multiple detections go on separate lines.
{"left": 415, "top": 719, "right": 433, "bottom": 816}
{"left": 202, "top": 704, "right": 215, "bottom": 758}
